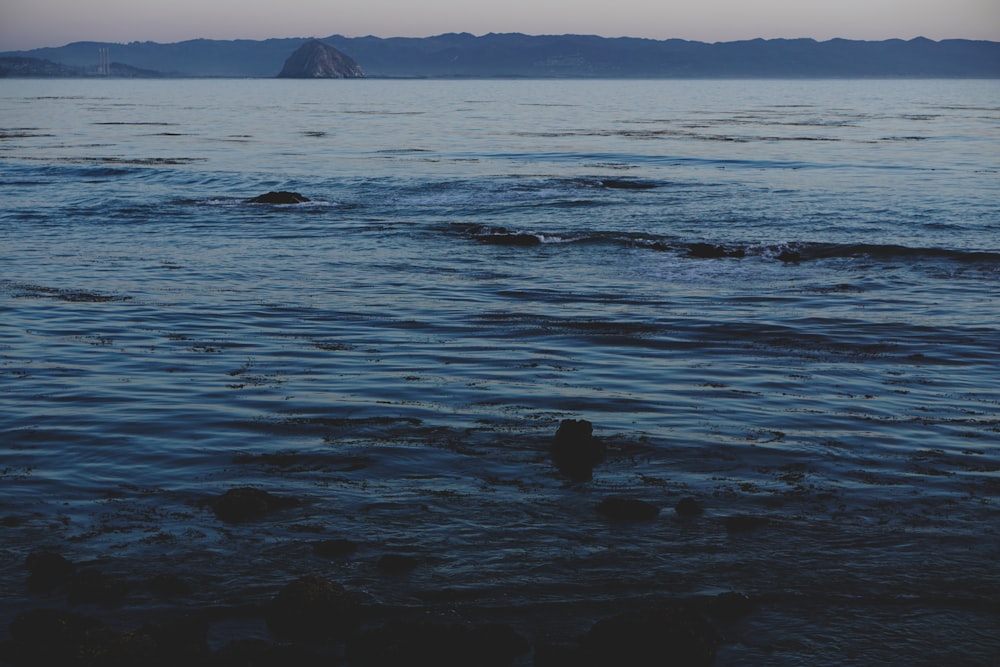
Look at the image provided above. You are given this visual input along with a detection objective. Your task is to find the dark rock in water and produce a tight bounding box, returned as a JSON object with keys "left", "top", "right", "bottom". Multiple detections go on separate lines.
{"left": 267, "top": 575, "right": 359, "bottom": 640}
{"left": 599, "top": 178, "right": 657, "bottom": 190}
{"left": 686, "top": 243, "right": 746, "bottom": 259}
{"left": 248, "top": 191, "right": 310, "bottom": 204}
{"left": 777, "top": 248, "right": 802, "bottom": 263}
{"left": 66, "top": 568, "right": 132, "bottom": 605}
{"left": 675, "top": 497, "right": 704, "bottom": 517}
{"left": 723, "top": 514, "right": 770, "bottom": 533}
{"left": 580, "top": 606, "right": 720, "bottom": 667}
{"left": 278, "top": 39, "right": 365, "bottom": 78}
{"left": 6, "top": 609, "right": 104, "bottom": 665}
{"left": 709, "top": 591, "right": 754, "bottom": 623}
{"left": 596, "top": 497, "right": 660, "bottom": 522}
{"left": 377, "top": 553, "right": 420, "bottom": 574}
{"left": 6, "top": 608, "right": 207, "bottom": 666}
{"left": 312, "top": 538, "right": 358, "bottom": 558}
{"left": 477, "top": 232, "right": 542, "bottom": 246}
{"left": 146, "top": 572, "right": 193, "bottom": 597}
{"left": 533, "top": 640, "right": 583, "bottom": 666}
{"left": 144, "top": 616, "right": 210, "bottom": 663}
{"left": 551, "top": 419, "right": 606, "bottom": 481}
{"left": 214, "top": 639, "right": 325, "bottom": 667}
{"left": 25, "top": 551, "right": 76, "bottom": 592}
{"left": 346, "top": 619, "right": 529, "bottom": 667}
{"left": 211, "top": 486, "right": 300, "bottom": 523}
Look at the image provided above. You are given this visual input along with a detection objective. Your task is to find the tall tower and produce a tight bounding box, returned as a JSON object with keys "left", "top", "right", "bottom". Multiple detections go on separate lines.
{"left": 97, "top": 48, "right": 110, "bottom": 76}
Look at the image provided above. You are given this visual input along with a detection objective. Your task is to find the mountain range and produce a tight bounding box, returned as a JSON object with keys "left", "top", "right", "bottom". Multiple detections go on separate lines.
{"left": 2, "top": 33, "right": 998, "bottom": 78}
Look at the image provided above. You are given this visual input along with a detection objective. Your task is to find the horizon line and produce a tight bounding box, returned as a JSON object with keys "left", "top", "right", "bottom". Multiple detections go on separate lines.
{"left": 5, "top": 31, "right": 999, "bottom": 53}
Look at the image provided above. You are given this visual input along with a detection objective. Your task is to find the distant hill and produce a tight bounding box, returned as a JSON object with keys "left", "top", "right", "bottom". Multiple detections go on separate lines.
{"left": 0, "top": 55, "right": 163, "bottom": 77}
{"left": 2, "top": 33, "right": 998, "bottom": 78}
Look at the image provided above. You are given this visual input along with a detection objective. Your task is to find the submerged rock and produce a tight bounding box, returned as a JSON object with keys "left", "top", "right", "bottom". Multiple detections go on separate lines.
{"left": 377, "top": 553, "right": 420, "bottom": 574}
{"left": 709, "top": 591, "right": 754, "bottom": 623}
{"left": 596, "top": 497, "right": 660, "bottom": 522}
{"left": 599, "top": 178, "right": 657, "bottom": 190}
{"left": 478, "top": 232, "right": 542, "bottom": 246}
{"left": 6, "top": 609, "right": 104, "bottom": 665}
{"left": 66, "top": 568, "right": 132, "bottom": 605}
{"left": 211, "top": 486, "right": 300, "bottom": 523}
{"left": 312, "top": 538, "right": 358, "bottom": 559}
{"left": 675, "top": 497, "right": 704, "bottom": 518}
{"left": 214, "top": 639, "right": 325, "bottom": 666}
{"left": 146, "top": 572, "right": 193, "bottom": 597}
{"left": 686, "top": 243, "right": 746, "bottom": 259}
{"left": 346, "top": 620, "right": 529, "bottom": 667}
{"left": 267, "top": 575, "right": 359, "bottom": 640}
{"left": 248, "top": 191, "right": 310, "bottom": 204}
{"left": 550, "top": 419, "right": 606, "bottom": 481}
{"left": 580, "top": 606, "right": 720, "bottom": 667}
{"left": 723, "top": 514, "right": 770, "bottom": 533}
{"left": 776, "top": 248, "right": 802, "bottom": 263}
{"left": 278, "top": 39, "right": 365, "bottom": 79}
{"left": 25, "top": 551, "right": 76, "bottom": 593}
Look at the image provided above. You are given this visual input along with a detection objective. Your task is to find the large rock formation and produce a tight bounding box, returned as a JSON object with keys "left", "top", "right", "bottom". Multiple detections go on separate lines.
{"left": 277, "top": 40, "right": 365, "bottom": 78}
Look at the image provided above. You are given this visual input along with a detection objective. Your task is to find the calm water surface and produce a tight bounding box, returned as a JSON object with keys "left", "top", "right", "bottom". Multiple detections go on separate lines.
{"left": 1, "top": 78, "right": 998, "bottom": 664}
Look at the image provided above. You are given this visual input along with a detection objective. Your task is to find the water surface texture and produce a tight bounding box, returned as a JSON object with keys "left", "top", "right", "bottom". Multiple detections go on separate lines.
{"left": 1, "top": 79, "right": 998, "bottom": 664}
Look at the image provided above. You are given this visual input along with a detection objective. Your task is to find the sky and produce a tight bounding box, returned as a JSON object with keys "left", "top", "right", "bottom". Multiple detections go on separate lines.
{"left": 2, "top": 0, "right": 998, "bottom": 52}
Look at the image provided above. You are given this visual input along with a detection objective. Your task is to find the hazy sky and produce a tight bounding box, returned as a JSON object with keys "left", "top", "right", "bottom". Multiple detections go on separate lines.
{"left": 2, "top": 0, "right": 998, "bottom": 51}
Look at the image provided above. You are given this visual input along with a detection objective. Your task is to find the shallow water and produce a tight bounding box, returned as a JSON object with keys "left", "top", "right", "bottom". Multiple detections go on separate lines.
{"left": 1, "top": 78, "right": 998, "bottom": 664}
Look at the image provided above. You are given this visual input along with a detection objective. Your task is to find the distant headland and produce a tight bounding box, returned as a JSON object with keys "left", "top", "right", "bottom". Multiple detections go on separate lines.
{"left": 1, "top": 33, "right": 998, "bottom": 79}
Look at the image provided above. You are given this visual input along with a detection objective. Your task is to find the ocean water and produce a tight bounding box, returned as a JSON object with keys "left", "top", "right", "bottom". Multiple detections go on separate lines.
{"left": 1, "top": 78, "right": 998, "bottom": 664}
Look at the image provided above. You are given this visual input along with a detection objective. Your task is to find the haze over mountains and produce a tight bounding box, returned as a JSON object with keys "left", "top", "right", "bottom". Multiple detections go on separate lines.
{"left": 2, "top": 32, "right": 998, "bottom": 78}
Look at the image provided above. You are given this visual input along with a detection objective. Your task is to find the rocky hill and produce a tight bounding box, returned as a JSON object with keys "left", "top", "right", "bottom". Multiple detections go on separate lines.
{"left": 277, "top": 39, "right": 364, "bottom": 78}
{"left": 3, "top": 34, "right": 998, "bottom": 79}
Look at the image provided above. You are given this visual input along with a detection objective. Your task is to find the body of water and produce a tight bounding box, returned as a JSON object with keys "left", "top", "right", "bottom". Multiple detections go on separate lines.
{"left": 1, "top": 78, "right": 998, "bottom": 665}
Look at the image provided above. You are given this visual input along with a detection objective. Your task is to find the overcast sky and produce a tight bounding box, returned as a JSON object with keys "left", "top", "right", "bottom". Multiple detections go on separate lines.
{"left": 2, "top": 0, "right": 998, "bottom": 52}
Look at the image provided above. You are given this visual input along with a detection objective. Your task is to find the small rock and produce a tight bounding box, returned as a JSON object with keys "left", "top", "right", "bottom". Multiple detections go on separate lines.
{"left": 214, "top": 638, "right": 326, "bottom": 666}
{"left": 248, "top": 191, "right": 310, "bottom": 204}
{"left": 723, "top": 515, "right": 770, "bottom": 533}
{"left": 674, "top": 497, "right": 704, "bottom": 518}
{"left": 533, "top": 640, "right": 583, "bottom": 667}
{"left": 266, "top": 575, "right": 359, "bottom": 640}
{"left": 599, "top": 179, "right": 657, "bottom": 190}
{"left": 686, "top": 243, "right": 746, "bottom": 259}
{"left": 82, "top": 627, "right": 161, "bottom": 665}
{"left": 312, "top": 538, "right": 358, "bottom": 558}
{"left": 143, "top": 616, "right": 209, "bottom": 662}
{"left": 66, "top": 568, "right": 131, "bottom": 605}
{"left": 146, "top": 573, "right": 193, "bottom": 597}
{"left": 596, "top": 497, "right": 660, "bottom": 522}
{"left": 377, "top": 554, "right": 419, "bottom": 574}
{"left": 581, "top": 606, "right": 720, "bottom": 667}
{"left": 211, "top": 487, "right": 300, "bottom": 523}
{"left": 346, "top": 620, "right": 529, "bottom": 667}
{"left": 7, "top": 609, "right": 103, "bottom": 665}
{"left": 478, "top": 232, "right": 542, "bottom": 246}
{"left": 25, "top": 552, "right": 76, "bottom": 592}
{"left": 709, "top": 592, "right": 754, "bottom": 623}
{"left": 550, "top": 419, "right": 606, "bottom": 481}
